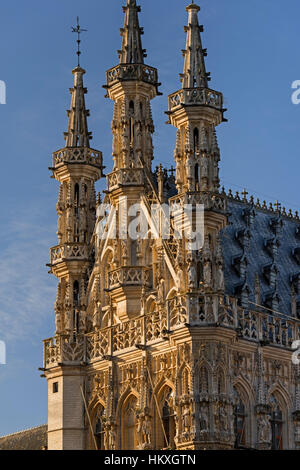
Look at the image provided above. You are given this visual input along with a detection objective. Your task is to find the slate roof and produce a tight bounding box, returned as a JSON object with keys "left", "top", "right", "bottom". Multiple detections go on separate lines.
{"left": 221, "top": 199, "right": 300, "bottom": 317}
{"left": 0, "top": 425, "right": 47, "bottom": 451}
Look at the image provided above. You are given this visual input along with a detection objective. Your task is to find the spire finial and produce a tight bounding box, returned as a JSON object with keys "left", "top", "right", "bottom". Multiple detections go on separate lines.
{"left": 118, "top": 0, "right": 146, "bottom": 64}
{"left": 181, "top": 3, "right": 208, "bottom": 88}
{"left": 72, "top": 17, "right": 87, "bottom": 67}
{"left": 64, "top": 66, "right": 92, "bottom": 148}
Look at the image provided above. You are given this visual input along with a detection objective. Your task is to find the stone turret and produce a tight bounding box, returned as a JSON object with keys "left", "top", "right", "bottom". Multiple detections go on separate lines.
{"left": 45, "top": 62, "right": 104, "bottom": 450}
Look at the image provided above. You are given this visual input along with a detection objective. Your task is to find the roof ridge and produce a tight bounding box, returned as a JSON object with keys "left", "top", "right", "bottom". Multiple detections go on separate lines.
{"left": 0, "top": 424, "right": 47, "bottom": 439}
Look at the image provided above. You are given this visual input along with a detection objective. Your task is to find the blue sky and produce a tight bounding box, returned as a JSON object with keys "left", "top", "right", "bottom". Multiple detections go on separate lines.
{"left": 0, "top": 0, "right": 300, "bottom": 436}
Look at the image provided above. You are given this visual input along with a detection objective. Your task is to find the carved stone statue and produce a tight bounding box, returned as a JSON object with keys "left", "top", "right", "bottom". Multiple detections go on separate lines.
{"left": 219, "top": 405, "right": 228, "bottom": 432}
{"left": 200, "top": 405, "right": 209, "bottom": 433}
{"left": 216, "top": 262, "right": 224, "bottom": 291}
{"left": 137, "top": 414, "right": 152, "bottom": 448}
{"left": 92, "top": 303, "right": 101, "bottom": 329}
{"left": 188, "top": 261, "right": 197, "bottom": 290}
{"left": 121, "top": 240, "right": 128, "bottom": 260}
{"left": 57, "top": 212, "right": 63, "bottom": 243}
{"left": 108, "top": 425, "right": 116, "bottom": 450}
{"left": 158, "top": 277, "right": 165, "bottom": 304}
{"left": 182, "top": 404, "right": 190, "bottom": 433}
{"left": 55, "top": 312, "right": 61, "bottom": 334}
{"left": 176, "top": 266, "right": 184, "bottom": 292}
{"left": 66, "top": 207, "right": 73, "bottom": 242}
{"left": 65, "top": 311, "right": 73, "bottom": 332}
{"left": 203, "top": 260, "right": 212, "bottom": 287}
{"left": 257, "top": 414, "right": 272, "bottom": 444}
{"left": 79, "top": 209, "right": 87, "bottom": 243}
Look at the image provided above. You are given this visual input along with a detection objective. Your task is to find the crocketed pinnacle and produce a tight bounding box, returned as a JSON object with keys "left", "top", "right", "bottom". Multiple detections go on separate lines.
{"left": 118, "top": 0, "right": 146, "bottom": 64}
{"left": 64, "top": 66, "right": 92, "bottom": 148}
{"left": 181, "top": 3, "right": 209, "bottom": 89}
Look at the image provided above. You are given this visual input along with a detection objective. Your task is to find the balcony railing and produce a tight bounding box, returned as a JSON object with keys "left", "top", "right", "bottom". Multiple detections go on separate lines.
{"left": 43, "top": 298, "right": 300, "bottom": 369}
{"left": 106, "top": 64, "right": 159, "bottom": 88}
{"left": 52, "top": 147, "right": 103, "bottom": 170}
{"left": 168, "top": 87, "right": 223, "bottom": 113}
{"left": 107, "top": 168, "right": 144, "bottom": 192}
{"left": 50, "top": 244, "right": 88, "bottom": 265}
{"left": 108, "top": 266, "right": 152, "bottom": 290}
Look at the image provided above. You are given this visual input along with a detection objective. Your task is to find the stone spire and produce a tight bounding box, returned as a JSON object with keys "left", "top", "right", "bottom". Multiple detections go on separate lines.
{"left": 118, "top": 0, "right": 146, "bottom": 64}
{"left": 64, "top": 66, "right": 92, "bottom": 148}
{"left": 181, "top": 2, "right": 209, "bottom": 89}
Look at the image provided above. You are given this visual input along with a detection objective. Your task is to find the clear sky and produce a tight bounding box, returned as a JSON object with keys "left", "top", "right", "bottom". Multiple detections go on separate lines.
{"left": 0, "top": 0, "right": 299, "bottom": 436}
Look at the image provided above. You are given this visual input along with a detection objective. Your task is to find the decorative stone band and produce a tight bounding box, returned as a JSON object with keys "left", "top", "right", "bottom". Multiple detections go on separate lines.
{"left": 168, "top": 87, "right": 223, "bottom": 112}
{"left": 107, "top": 168, "right": 144, "bottom": 192}
{"left": 43, "top": 309, "right": 169, "bottom": 368}
{"left": 52, "top": 147, "right": 104, "bottom": 170}
{"left": 43, "top": 297, "right": 300, "bottom": 369}
{"left": 106, "top": 64, "right": 159, "bottom": 88}
{"left": 50, "top": 244, "right": 89, "bottom": 265}
{"left": 169, "top": 191, "right": 227, "bottom": 213}
{"left": 108, "top": 266, "right": 151, "bottom": 289}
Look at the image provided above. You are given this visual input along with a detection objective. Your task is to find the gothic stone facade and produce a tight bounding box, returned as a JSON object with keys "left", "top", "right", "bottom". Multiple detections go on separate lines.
{"left": 42, "top": 1, "right": 300, "bottom": 450}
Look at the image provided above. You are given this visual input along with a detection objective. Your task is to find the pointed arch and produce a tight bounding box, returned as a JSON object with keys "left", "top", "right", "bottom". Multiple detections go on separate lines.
{"left": 178, "top": 363, "right": 191, "bottom": 397}
{"left": 146, "top": 295, "right": 156, "bottom": 314}
{"left": 268, "top": 383, "right": 292, "bottom": 450}
{"left": 198, "top": 362, "right": 210, "bottom": 395}
{"left": 116, "top": 388, "right": 140, "bottom": 451}
{"left": 101, "top": 247, "right": 114, "bottom": 293}
{"left": 233, "top": 376, "right": 255, "bottom": 449}
{"left": 153, "top": 382, "right": 176, "bottom": 450}
{"left": 166, "top": 287, "right": 178, "bottom": 300}
{"left": 215, "top": 366, "right": 226, "bottom": 395}
{"left": 88, "top": 399, "right": 106, "bottom": 450}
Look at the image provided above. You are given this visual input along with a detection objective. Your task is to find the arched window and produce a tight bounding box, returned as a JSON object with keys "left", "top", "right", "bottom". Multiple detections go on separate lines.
{"left": 129, "top": 101, "right": 135, "bottom": 146}
{"left": 73, "top": 281, "right": 80, "bottom": 333}
{"left": 193, "top": 127, "right": 199, "bottom": 153}
{"left": 74, "top": 183, "right": 80, "bottom": 215}
{"left": 181, "top": 368, "right": 189, "bottom": 396}
{"left": 199, "top": 366, "right": 209, "bottom": 394}
{"left": 122, "top": 395, "right": 138, "bottom": 450}
{"left": 217, "top": 370, "right": 225, "bottom": 395}
{"left": 197, "top": 262, "right": 203, "bottom": 287}
{"left": 194, "top": 163, "right": 200, "bottom": 191}
{"left": 94, "top": 406, "right": 105, "bottom": 450}
{"left": 270, "top": 396, "right": 283, "bottom": 450}
{"left": 158, "top": 387, "right": 175, "bottom": 449}
{"left": 234, "top": 391, "right": 246, "bottom": 448}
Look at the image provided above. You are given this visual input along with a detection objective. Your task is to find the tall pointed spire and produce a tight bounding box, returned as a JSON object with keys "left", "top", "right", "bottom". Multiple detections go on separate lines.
{"left": 118, "top": 0, "right": 146, "bottom": 64}
{"left": 64, "top": 66, "right": 92, "bottom": 148}
{"left": 181, "top": 3, "right": 209, "bottom": 89}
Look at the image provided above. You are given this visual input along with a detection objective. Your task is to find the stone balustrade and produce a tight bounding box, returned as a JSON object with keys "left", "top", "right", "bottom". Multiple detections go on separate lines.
{"left": 107, "top": 168, "right": 144, "bottom": 191}
{"left": 50, "top": 244, "right": 88, "bottom": 265}
{"left": 108, "top": 266, "right": 152, "bottom": 289}
{"left": 43, "top": 300, "right": 300, "bottom": 369}
{"left": 106, "top": 64, "right": 158, "bottom": 88}
{"left": 168, "top": 87, "right": 223, "bottom": 112}
{"left": 52, "top": 147, "right": 103, "bottom": 169}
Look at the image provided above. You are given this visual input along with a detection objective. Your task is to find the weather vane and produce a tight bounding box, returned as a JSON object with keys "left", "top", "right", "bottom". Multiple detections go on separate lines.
{"left": 72, "top": 17, "right": 87, "bottom": 67}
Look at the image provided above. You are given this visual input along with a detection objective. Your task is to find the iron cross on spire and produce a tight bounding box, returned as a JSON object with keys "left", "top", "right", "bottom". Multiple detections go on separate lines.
{"left": 72, "top": 17, "right": 87, "bottom": 67}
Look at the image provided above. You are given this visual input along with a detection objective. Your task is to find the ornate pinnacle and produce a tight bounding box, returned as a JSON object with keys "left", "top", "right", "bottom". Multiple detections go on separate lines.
{"left": 118, "top": 0, "right": 146, "bottom": 64}
{"left": 181, "top": 2, "right": 209, "bottom": 88}
{"left": 64, "top": 67, "right": 92, "bottom": 148}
